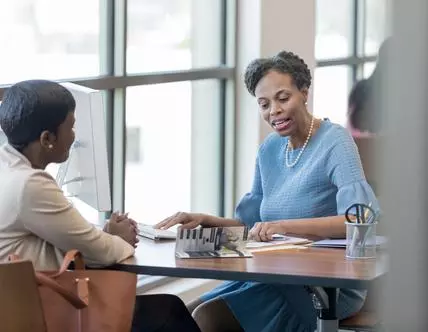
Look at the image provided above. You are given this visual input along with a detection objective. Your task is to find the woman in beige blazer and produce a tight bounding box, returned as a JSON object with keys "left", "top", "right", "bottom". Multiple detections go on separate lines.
{"left": 0, "top": 80, "right": 200, "bottom": 332}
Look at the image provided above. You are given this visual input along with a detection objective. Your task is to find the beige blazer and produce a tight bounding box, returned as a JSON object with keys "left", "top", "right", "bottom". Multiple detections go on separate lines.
{"left": 0, "top": 144, "right": 134, "bottom": 270}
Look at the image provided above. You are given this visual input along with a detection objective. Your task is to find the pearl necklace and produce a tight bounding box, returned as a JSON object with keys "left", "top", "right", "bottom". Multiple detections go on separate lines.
{"left": 285, "top": 116, "right": 315, "bottom": 168}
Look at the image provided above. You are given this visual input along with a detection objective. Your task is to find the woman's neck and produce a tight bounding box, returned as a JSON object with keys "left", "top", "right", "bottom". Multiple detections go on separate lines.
{"left": 21, "top": 146, "right": 48, "bottom": 170}
{"left": 289, "top": 113, "right": 318, "bottom": 149}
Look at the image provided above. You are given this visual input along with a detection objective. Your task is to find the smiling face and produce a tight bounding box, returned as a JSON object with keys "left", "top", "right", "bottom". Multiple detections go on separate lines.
{"left": 255, "top": 70, "right": 308, "bottom": 137}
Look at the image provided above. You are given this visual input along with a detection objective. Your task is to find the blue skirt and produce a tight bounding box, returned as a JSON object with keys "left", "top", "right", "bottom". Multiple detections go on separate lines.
{"left": 200, "top": 281, "right": 366, "bottom": 332}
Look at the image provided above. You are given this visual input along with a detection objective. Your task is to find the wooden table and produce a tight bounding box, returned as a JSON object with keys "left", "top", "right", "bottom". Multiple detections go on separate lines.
{"left": 115, "top": 238, "right": 387, "bottom": 290}
{"left": 113, "top": 238, "right": 388, "bottom": 332}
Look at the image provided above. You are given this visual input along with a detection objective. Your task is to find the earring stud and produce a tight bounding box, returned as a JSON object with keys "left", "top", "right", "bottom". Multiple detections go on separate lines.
{"left": 48, "top": 144, "right": 53, "bottom": 149}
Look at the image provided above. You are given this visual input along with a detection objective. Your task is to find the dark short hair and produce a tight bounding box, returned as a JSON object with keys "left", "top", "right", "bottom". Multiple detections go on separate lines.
{"left": 0, "top": 80, "right": 75, "bottom": 149}
{"left": 244, "top": 51, "right": 312, "bottom": 96}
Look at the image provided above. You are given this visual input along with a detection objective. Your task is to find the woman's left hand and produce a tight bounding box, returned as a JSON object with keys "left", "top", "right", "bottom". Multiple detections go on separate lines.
{"left": 249, "top": 221, "right": 286, "bottom": 242}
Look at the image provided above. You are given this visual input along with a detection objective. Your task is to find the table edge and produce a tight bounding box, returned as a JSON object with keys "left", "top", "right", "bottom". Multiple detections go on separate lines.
{"left": 111, "top": 263, "right": 384, "bottom": 290}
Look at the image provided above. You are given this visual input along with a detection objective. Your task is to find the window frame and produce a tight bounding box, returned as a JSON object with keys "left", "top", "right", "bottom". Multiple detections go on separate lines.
{"left": 0, "top": 0, "right": 237, "bottom": 290}
{"left": 0, "top": 0, "right": 236, "bottom": 218}
{"left": 316, "top": 0, "right": 379, "bottom": 85}
{"left": 314, "top": 0, "right": 389, "bottom": 128}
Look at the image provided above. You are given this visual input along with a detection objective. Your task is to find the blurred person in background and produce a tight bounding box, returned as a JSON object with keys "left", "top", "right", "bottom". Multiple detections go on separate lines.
{"left": 347, "top": 37, "right": 392, "bottom": 137}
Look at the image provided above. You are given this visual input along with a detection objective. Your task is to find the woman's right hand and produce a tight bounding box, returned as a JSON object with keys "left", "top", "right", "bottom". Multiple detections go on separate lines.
{"left": 154, "top": 212, "right": 206, "bottom": 230}
{"left": 105, "top": 212, "right": 139, "bottom": 247}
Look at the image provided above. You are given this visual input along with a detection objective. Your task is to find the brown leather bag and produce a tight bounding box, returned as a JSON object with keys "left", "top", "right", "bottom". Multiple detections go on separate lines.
{"left": 9, "top": 250, "right": 137, "bottom": 332}
{"left": 0, "top": 260, "right": 47, "bottom": 332}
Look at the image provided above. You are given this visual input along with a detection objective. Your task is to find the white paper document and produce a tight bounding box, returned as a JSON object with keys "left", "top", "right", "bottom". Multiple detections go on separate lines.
{"left": 246, "top": 236, "right": 311, "bottom": 249}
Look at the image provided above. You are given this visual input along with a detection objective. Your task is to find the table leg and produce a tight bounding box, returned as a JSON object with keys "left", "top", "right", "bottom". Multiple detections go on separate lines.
{"left": 309, "top": 286, "right": 338, "bottom": 332}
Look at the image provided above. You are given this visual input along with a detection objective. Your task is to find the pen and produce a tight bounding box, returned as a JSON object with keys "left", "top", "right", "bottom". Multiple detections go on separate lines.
{"left": 360, "top": 205, "right": 365, "bottom": 223}
{"left": 356, "top": 206, "right": 360, "bottom": 224}
{"left": 362, "top": 202, "right": 372, "bottom": 224}
{"left": 360, "top": 203, "right": 376, "bottom": 253}
{"left": 366, "top": 211, "right": 378, "bottom": 224}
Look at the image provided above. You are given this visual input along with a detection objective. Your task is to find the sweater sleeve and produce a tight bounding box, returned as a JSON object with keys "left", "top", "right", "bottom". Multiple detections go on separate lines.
{"left": 19, "top": 171, "right": 134, "bottom": 266}
{"left": 235, "top": 155, "right": 263, "bottom": 227}
{"left": 326, "top": 129, "right": 379, "bottom": 215}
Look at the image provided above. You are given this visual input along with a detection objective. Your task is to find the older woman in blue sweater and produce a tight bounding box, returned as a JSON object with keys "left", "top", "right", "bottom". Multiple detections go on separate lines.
{"left": 156, "top": 51, "right": 378, "bottom": 332}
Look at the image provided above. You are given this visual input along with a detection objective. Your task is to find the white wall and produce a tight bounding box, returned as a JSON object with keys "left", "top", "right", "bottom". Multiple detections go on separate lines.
{"left": 234, "top": 0, "right": 316, "bottom": 205}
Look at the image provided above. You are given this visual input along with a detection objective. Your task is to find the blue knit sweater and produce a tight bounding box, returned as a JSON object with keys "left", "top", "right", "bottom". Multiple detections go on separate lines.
{"left": 201, "top": 120, "right": 378, "bottom": 332}
{"left": 236, "top": 120, "right": 378, "bottom": 225}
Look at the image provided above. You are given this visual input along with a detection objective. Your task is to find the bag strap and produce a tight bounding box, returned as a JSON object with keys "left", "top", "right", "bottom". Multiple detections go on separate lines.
{"left": 7, "top": 252, "right": 89, "bottom": 309}
{"left": 52, "top": 250, "right": 86, "bottom": 277}
{"left": 35, "top": 272, "right": 88, "bottom": 309}
{"left": 9, "top": 250, "right": 85, "bottom": 277}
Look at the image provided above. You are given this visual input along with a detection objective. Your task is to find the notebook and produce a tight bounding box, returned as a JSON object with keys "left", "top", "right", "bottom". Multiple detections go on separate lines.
{"left": 311, "top": 236, "right": 388, "bottom": 248}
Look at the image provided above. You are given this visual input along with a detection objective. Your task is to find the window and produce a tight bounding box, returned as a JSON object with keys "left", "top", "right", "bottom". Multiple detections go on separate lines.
{"left": 0, "top": 0, "right": 101, "bottom": 83}
{"left": 126, "top": 127, "right": 142, "bottom": 163}
{"left": 363, "top": 62, "right": 376, "bottom": 78}
{"left": 0, "top": 0, "right": 235, "bottom": 226}
{"left": 363, "top": 0, "right": 388, "bottom": 56}
{"left": 314, "top": 0, "right": 389, "bottom": 126}
{"left": 315, "top": 0, "right": 353, "bottom": 61}
{"left": 0, "top": 129, "right": 6, "bottom": 146}
{"left": 125, "top": 80, "right": 222, "bottom": 224}
{"left": 127, "top": 0, "right": 223, "bottom": 73}
{"left": 314, "top": 66, "right": 351, "bottom": 125}
{"left": 0, "top": 101, "right": 5, "bottom": 145}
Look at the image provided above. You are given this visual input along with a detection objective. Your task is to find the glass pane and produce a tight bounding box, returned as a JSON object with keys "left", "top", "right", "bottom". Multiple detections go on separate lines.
{"left": 0, "top": 129, "right": 6, "bottom": 145}
{"left": 0, "top": 0, "right": 101, "bottom": 84}
{"left": 315, "top": 0, "right": 354, "bottom": 60}
{"left": 364, "top": 0, "right": 388, "bottom": 56}
{"left": 0, "top": 101, "right": 4, "bottom": 145}
{"left": 363, "top": 62, "right": 376, "bottom": 78}
{"left": 125, "top": 80, "right": 222, "bottom": 225}
{"left": 313, "top": 66, "right": 351, "bottom": 126}
{"left": 127, "top": 0, "right": 223, "bottom": 73}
